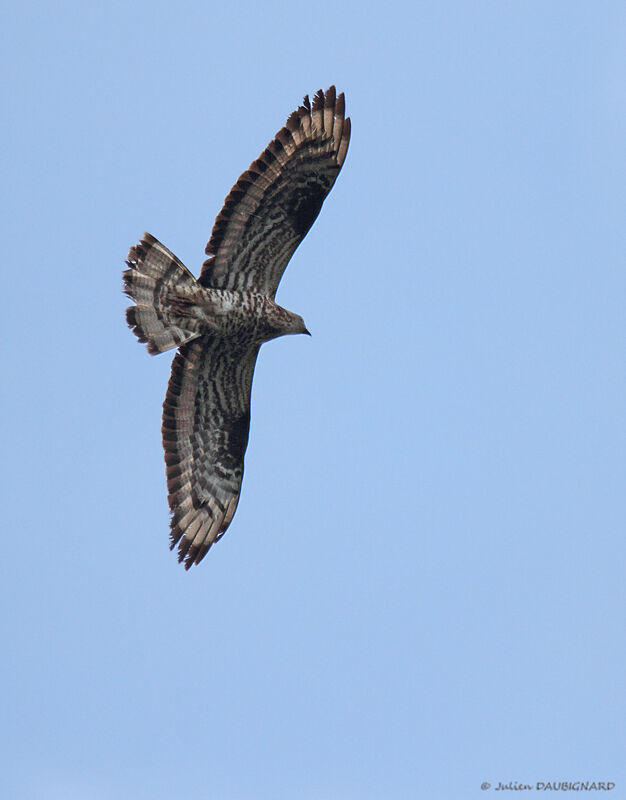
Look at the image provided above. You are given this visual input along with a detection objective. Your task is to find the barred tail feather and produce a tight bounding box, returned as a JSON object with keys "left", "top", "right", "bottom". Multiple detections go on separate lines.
{"left": 124, "top": 233, "right": 201, "bottom": 355}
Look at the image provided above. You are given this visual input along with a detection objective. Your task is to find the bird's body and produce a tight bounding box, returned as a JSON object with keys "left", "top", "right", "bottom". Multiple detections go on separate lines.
{"left": 124, "top": 87, "right": 350, "bottom": 568}
{"left": 127, "top": 250, "right": 307, "bottom": 350}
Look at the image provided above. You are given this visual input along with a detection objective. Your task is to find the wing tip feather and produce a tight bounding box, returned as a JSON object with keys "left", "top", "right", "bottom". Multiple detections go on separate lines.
{"left": 312, "top": 88, "right": 325, "bottom": 111}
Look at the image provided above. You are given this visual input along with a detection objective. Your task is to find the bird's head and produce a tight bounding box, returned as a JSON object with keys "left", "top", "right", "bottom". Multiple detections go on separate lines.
{"left": 290, "top": 313, "right": 311, "bottom": 337}
{"left": 267, "top": 305, "right": 310, "bottom": 340}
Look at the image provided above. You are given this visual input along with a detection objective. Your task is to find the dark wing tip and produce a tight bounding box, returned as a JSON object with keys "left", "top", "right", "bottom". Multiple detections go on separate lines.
{"left": 286, "top": 109, "right": 301, "bottom": 132}
{"left": 125, "top": 305, "right": 136, "bottom": 327}
{"left": 140, "top": 231, "right": 156, "bottom": 246}
{"left": 173, "top": 525, "right": 216, "bottom": 570}
{"left": 184, "top": 541, "right": 213, "bottom": 570}
{"left": 312, "top": 88, "right": 326, "bottom": 111}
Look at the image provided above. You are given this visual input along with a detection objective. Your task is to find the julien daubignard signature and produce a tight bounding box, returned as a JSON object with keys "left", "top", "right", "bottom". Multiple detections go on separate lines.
{"left": 481, "top": 781, "right": 616, "bottom": 791}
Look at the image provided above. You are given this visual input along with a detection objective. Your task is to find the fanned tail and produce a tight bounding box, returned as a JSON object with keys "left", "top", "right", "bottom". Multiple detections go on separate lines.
{"left": 123, "top": 233, "right": 202, "bottom": 354}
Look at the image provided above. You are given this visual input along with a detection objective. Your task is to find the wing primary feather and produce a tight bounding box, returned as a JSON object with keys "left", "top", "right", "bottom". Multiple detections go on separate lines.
{"left": 323, "top": 85, "right": 336, "bottom": 134}
{"left": 332, "top": 92, "right": 345, "bottom": 144}
{"left": 312, "top": 88, "right": 325, "bottom": 111}
{"left": 311, "top": 89, "right": 325, "bottom": 134}
{"left": 337, "top": 117, "right": 351, "bottom": 165}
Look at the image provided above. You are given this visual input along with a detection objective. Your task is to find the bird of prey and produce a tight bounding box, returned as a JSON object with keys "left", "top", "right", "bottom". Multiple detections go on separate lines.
{"left": 123, "top": 86, "right": 350, "bottom": 569}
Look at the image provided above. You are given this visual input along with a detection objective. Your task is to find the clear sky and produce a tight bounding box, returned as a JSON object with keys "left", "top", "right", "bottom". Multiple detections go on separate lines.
{"left": 2, "top": 1, "right": 624, "bottom": 798}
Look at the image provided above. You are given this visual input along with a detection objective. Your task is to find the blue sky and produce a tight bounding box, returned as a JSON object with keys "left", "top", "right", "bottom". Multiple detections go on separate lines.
{"left": 2, "top": 1, "right": 624, "bottom": 798}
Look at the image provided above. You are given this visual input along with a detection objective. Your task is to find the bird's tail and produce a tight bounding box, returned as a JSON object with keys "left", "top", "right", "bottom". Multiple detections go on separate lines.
{"left": 123, "top": 233, "right": 203, "bottom": 355}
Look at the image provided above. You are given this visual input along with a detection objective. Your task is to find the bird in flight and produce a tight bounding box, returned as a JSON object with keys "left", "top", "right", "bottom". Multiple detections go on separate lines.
{"left": 123, "top": 86, "right": 350, "bottom": 569}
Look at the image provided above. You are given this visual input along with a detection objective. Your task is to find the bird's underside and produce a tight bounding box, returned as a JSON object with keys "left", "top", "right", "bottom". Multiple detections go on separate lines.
{"left": 123, "top": 86, "right": 350, "bottom": 568}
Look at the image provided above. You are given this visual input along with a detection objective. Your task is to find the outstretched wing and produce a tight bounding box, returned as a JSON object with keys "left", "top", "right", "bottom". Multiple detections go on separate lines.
{"left": 163, "top": 336, "right": 260, "bottom": 569}
{"left": 199, "top": 86, "right": 351, "bottom": 297}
